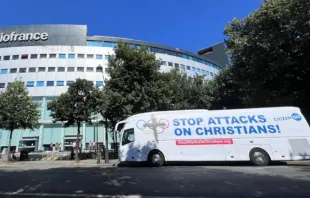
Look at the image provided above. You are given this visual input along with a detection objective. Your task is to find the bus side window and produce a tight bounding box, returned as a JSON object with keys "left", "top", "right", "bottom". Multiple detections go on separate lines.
{"left": 122, "top": 128, "right": 135, "bottom": 146}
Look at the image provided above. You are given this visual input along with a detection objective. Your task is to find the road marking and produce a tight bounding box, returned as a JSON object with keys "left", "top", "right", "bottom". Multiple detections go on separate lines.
{"left": 0, "top": 192, "right": 210, "bottom": 198}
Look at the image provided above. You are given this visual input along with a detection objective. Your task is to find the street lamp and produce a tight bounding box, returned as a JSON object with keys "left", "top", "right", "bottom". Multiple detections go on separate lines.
{"left": 96, "top": 64, "right": 109, "bottom": 164}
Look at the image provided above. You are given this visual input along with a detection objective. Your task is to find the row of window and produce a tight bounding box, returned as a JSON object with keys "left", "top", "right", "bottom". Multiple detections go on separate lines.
{"left": 0, "top": 66, "right": 110, "bottom": 74}
{"left": 87, "top": 40, "right": 221, "bottom": 70}
{"left": 0, "top": 81, "right": 104, "bottom": 89}
{"left": 0, "top": 54, "right": 110, "bottom": 61}
{"left": 161, "top": 61, "right": 215, "bottom": 77}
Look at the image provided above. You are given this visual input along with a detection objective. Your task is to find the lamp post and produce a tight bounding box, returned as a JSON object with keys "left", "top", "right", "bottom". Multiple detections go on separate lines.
{"left": 96, "top": 65, "right": 109, "bottom": 164}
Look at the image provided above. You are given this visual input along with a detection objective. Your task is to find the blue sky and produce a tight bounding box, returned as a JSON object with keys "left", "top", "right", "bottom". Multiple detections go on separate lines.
{"left": 0, "top": 0, "right": 262, "bottom": 53}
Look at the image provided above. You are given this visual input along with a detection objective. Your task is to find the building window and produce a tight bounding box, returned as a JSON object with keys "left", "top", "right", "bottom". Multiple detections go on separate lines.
{"left": 0, "top": 56, "right": 1, "bottom": 61}
{"left": 12, "top": 55, "right": 19, "bottom": 60}
{"left": 38, "top": 67, "right": 46, "bottom": 72}
{"left": 77, "top": 54, "right": 84, "bottom": 59}
{"left": 181, "top": 64, "right": 185, "bottom": 70}
{"left": 87, "top": 54, "right": 94, "bottom": 59}
{"left": 59, "top": 54, "right": 66, "bottom": 59}
{"left": 197, "top": 68, "right": 201, "bottom": 73}
{"left": 19, "top": 68, "right": 26, "bottom": 73}
{"left": 77, "top": 67, "right": 84, "bottom": 72}
{"left": 46, "top": 81, "right": 54, "bottom": 87}
{"left": 96, "top": 55, "right": 103, "bottom": 59}
{"left": 57, "top": 67, "right": 65, "bottom": 72}
{"left": 86, "top": 67, "right": 94, "bottom": 72}
{"left": 168, "top": 62, "right": 173, "bottom": 67}
{"left": 30, "top": 54, "right": 38, "bottom": 59}
{"left": 7, "top": 83, "right": 12, "bottom": 87}
{"left": 96, "top": 81, "right": 104, "bottom": 87}
{"left": 103, "top": 42, "right": 117, "bottom": 48}
{"left": 67, "top": 67, "right": 75, "bottom": 72}
{"left": 105, "top": 55, "right": 109, "bottom": 60}
{"left": 68, "top": 54, "right": 75, "bottom": 59}
{"left": 174, "top": 63, "right": 179, "bottom": 68}
{"left": 0, "top": 83, "right": 5, "bottom": 88}
{"left": 191, "top": 67, "right": 196, "bottom": 72}
{"left": 28, "top": 67, "right": 36, "bottom": 72}
{"left": 202, "top": 69, "right": 206, "bottom": 74}
{"left": 161, "top": 61, "right": 167, "bottom": 66}
{"left": 56, "top": 81, "right": 64, "bottom": 86}
{"left": 0, "top": 69, "right": 8, "bottom": 74}
{"left": 186, "top": 66, "right": 191, "bottom": 70}
{"left": 96, "top": 67, "right": 103, "bottom": 72}
{"left": 40, "top": 54, "right": 47, "bottom": 59}
{"left": 87, "top": 41, "right": 103, "bottom": 47}
{"left": 49, "top": 54, "right": 56, "bottom": 58}
{"left": 26, "top": 81, "right": 34, "bottom": 87}
{"left": 21, "top": 54, "right": 28, "bottom": 59}
{"left": 66, "top": 81, "right": 74, "bottom": 86}
{"left": 10, "top": 68, "right": 17, "bottom": 73}
{"left": 105, "top": 68, "right": 110, "bottom": 73}
{"left": 36, "top": 81, "right": 44, "bottom": 87}
{"left": 48, "top": 67, "right": 55, "bottom": 72}
{"left": 3, "top": 55, "right": 10, "bottom": 60}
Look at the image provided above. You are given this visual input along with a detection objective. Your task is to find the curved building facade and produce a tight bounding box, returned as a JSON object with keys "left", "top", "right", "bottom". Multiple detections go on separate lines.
{"left": 0, "top": 24, "right": 224, "bottom": 153}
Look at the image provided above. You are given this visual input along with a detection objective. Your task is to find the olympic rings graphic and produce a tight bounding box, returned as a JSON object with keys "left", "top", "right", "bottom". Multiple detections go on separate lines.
{"left": 136, "top": 118, "right": 169, "bottom": 135}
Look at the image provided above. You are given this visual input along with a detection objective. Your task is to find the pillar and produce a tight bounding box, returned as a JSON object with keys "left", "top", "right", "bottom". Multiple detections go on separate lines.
{"left": 82, "top": 123, "right": 86, "bottom": 151}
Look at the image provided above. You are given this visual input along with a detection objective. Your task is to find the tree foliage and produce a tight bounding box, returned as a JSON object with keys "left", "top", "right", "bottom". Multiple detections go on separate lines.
{"left": 0, "top": 81, "right": 41, "bottom": 162}
{"left": 48, "top": 78, "right": 101, "bottom": 161}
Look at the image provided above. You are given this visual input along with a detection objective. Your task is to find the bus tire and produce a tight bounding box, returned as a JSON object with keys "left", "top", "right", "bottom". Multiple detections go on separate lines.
{"left": 148, "top": 150, "right": 165, "bottom": 167}
{"left": 249, "top": 148, "right": 270, "bottom": 166}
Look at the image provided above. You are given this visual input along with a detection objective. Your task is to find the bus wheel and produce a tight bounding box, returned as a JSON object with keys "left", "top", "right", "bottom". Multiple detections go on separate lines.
{"left": 148, "top": 150, "right": 165, "bottom": 167}
{"left": 249, "top": 148, "right": 270, "bottom": 166}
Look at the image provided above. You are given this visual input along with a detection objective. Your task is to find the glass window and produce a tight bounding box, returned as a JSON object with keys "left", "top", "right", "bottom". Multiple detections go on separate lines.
{"left": 96, "top": 55, "right": 103, "bottom": 59}
{"left": 19, "top": 68, "right": 26, "bottom": 73}
{"left": 10, "top": 68, "right": 17, "bottom": 73}
{"left": 122, "top": 128, "right": 135, "bottom": 145}
{"left": 210, "top": 72, "right": 214, "bottom": 76}
{"left": 96, "top": 81, "right": 104, "bottom": 87}
{"left": 56, "top": 81, "right": 64, "bottom": 86}
{"left": 26, "top": 81, "right": 34, "bottom": 87}
{"left": 68, "top": 54, "right": 75, "bottom": 59}
{"left": 206, "top": 71, "right": 210, "bottom": 75}
{"left": 192, "top": 67, "right": 196, "bottom": 72}
{"left": 168, "top": 62, "right": 173, "bottom": 67}
{"left": 87, "top": 67, "right": 94, "bottom": 72}
{"left": 0, "top": 56, "right": 1, "bottom": 61}
{"left": 77, "top": 67, "right": 84, "bottom": 72}
{"left": 48, "top": 67, "right": 55, "bottom": 72}
{"left": 28, "top": 67, "right": 36, "bottom": 72}
{"left": 46, "top": 81, "right": 54, "bottom": 87}
{"left": 67, "top": 67, "right": 75, "bottom": 72}
{"left": 182, "top": 54, "right": 188, "bottom": 59}
{"left": 87, "top": 54, "right": 94, "bottom": 59}
{"left": 38, "top": 67, "right": 46, "bottom": 72}
{"left": 188, "top": 56, "right": 193, "bottom": 60}
{"left": 12, "top": 55, "right": 19, "bottom": 60}
{"left": 105, "top": 55, "right": 109, "bottom": 60}
{"left": 58, "top": 54, "right": 66, "bottom": 59}
{"left": 87, "top": 41, "right": 103, "bottom": 47}
{"left": 40, "top": 54, "right": 47, "bottom": 58}
{"left": 136, "top": 45, "right": 141, "bottom": 49}
{"left": 197, "top": 68, "right": 201, "bottom": 73}
{"left": 1, "top": 69, "right": 8, "bottom": 74}
{"left": 21, "top": 54, "right": 28, "bottom": 59}
{"left": 36, "top": 81, "right": 44, "bottom": 87}
{"left": 105, "top": 68, "right": 110, "bottom": 73}
{"left": 103, "top": 42, "right": 117, "bottom": 48}
{"left": 77, "top": 54, "right": 84, "bottom": 59}
{"left": 49, "top": 54, "right": 56, "bottom": 58}
{"left": 202, "top": 69, "right": 206, "bottom": 74}
{"left": 186, "top": 66, "right": 191, "bottom": 70}
{"left": 66, "top": 81, "right": 74, "bottom": 86}
{"left": 180, "top": 64, "right": 185, "bottom": 70}
{"left": 174, "top": 63, "right": 179, "bottom": 68}
{"left": 0, "top": 83, "right": 5, "bottom": 88}
{"left": 96, "top": 66, "right": 103, "bottom": 72}
{"left": 161, "top": 61, "right": 167, "bottom": 66}
{"left": 30, "top": 54, "right": 38, "bottom": 59}
{"left": 3, "top": 55, "right": 10, "bottom": 60}
{"left": 57, "top": 67, "right": 65, "bottom": 72}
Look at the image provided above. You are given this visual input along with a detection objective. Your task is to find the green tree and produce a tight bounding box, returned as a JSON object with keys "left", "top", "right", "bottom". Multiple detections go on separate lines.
{"left": 0, "top": 81, "right": 41, "bottom": 162}
{"left": 100, "top": 42, "right": 163, "bottom": 129}
{"left": 48, "top": 78, "right": 101, "bottom": 162}
{"left": 224, "top": 0, "right": 310, "bottom": 112}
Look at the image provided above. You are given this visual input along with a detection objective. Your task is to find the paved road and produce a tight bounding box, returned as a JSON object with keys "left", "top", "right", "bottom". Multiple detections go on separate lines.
{"left": 0, "top": 164, "right": 309, "bottom": 198}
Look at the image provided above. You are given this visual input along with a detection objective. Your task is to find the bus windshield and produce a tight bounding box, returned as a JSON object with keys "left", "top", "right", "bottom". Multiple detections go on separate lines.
{"left": 122, "top": 128, "right": 135, "bottom": 146}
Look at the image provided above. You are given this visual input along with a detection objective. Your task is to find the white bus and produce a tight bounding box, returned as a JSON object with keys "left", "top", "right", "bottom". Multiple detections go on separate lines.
{"left": 115, "top": 107, "right": 310, "bottom": 166}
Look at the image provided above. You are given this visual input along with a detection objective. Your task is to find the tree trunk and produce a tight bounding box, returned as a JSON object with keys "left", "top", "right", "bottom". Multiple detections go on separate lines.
{"left": 76, "top": 122, "right": 80, "bottom": 162}
{"left": 6, "top": 130, "right": 13, "bottom": 163}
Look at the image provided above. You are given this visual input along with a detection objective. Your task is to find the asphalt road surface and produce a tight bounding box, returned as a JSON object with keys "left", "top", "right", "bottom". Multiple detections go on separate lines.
{"left": 0, "top": 164, "right": 310, "bottom": 198}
